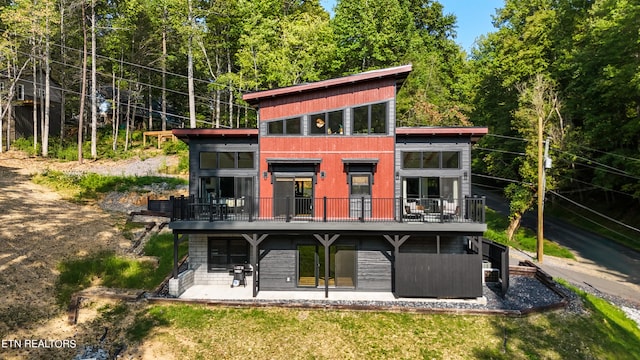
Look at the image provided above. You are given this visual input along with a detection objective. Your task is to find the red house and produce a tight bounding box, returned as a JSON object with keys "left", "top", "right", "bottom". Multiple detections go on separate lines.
{"left": 168, "top": 65, "right": 490, "bottom": 299}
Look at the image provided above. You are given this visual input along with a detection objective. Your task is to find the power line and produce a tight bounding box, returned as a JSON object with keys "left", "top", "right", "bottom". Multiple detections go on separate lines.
{"left": 551, "top": 202, "right": 639, "bottom": 242}
{"left": 475, "top": 147, "right": 526, "bottom": 156}
{"left": 472, "top": 173, "right": 535, "bottom": 186}
{"left": 551, "top": 148, "right": 632, "bottom": 176}
{"left": 549, "top": 190, "right": 640, "bottom": 234}
{"left": 485, "top": 133, "right": 529, "bottom": 142}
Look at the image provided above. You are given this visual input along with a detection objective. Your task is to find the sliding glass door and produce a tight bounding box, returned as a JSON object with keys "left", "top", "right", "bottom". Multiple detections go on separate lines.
{"left": 297, "top": 244, "right": 356, "bottom": 288}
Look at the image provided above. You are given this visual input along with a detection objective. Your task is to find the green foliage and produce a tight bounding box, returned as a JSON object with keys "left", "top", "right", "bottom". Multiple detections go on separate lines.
{"left": 33, "top": 170, "right": 187, "bottom": 201}
{"left": 55, "top": 233, "right": 188, "bottom": 307}
{"left": 11, "top": 137, "right": 40, "bottom": 156}
{"left": 484, "top": 207, "right": 575, "bottom": 259}
{"left": 161, "top": 139, "right": 187, "bottom": 155}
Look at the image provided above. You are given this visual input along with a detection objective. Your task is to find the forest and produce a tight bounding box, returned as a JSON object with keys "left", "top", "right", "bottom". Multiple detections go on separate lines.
{"left": 0, "top": 0, "right": 638, "bottom": 238}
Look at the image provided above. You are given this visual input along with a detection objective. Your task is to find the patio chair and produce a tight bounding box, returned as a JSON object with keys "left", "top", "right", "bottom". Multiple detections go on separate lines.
{"left": 403, "top": 203, "right": 424, "bottom": 221}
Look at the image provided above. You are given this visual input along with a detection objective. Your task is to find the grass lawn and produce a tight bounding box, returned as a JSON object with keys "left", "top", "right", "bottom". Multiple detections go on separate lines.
{"left": 105, "top": 296, "right": 639, "bottom": 360}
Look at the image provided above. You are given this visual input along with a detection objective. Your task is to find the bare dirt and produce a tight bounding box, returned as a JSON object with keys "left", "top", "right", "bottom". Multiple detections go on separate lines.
{"left": 0, "top": 150, "right": 182, "bottom": 359}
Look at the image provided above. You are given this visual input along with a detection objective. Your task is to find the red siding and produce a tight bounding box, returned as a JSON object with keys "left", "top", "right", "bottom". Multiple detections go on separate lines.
{"left": 259, "top": 79, "right": 396, "bottom": 120}
{"left": 260, "top": 136, "right": 395, "bottom": 203}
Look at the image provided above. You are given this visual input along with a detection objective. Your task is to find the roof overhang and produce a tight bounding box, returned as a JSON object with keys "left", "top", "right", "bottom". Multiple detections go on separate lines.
{"left": 242, "top": 64, "right": 412, "bottom": 105}
{"left": 172, "top": 128, "right": 259, "bottom": 143}
{"left": 395, "top": 127, "right": 489, "bottom": 143}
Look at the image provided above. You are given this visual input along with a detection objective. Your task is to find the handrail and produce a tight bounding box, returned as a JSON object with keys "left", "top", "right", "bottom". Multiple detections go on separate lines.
{"left": 168, "top": 195, "right": 485, "bottom": 224}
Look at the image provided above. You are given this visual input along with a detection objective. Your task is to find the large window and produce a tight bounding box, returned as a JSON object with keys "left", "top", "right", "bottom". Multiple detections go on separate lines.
{"left": 200, "top": 152, "right": 255, "bottom": 169}
{"left": 310, "top": 110, "right": 344, "bottom": 135}
{"left": 352, "top": 102, "right": 387, "bottom": 134}
{"left": 267, "top": 117, "right": 301, "bottom": 135}
{"left": 201, "top": 176, "right": 253, "bottom": 200}
{"left": 402, "top": 151, "right": 460, "bottom": 169}
{"left": 404, "top": 177, "right": 460, "bottom": 201}
{"left": 208, "top": 238, "right": 249, "bottom": 271}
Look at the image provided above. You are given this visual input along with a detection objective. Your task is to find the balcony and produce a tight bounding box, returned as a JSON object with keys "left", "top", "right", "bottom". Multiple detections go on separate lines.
{"left": 169, "top": 195, "right": 485, "bottom": 225}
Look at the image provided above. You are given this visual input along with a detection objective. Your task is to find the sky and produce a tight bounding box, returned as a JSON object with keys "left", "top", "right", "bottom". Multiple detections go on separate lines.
{"left": 319, "top": 0, "right": 504, "bottom": 52}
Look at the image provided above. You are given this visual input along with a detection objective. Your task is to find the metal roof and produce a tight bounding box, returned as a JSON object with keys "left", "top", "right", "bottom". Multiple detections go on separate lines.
{"left": 242, "top": 65, "right": 413, "bottom": 105}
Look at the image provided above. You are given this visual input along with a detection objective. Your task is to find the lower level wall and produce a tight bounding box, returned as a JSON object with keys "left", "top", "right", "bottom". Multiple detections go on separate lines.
{"left": 168, "top": 269, "right": 194, "bottom": 297}
{"left": 185, "top": 233, "right": 479, "bottom": 297}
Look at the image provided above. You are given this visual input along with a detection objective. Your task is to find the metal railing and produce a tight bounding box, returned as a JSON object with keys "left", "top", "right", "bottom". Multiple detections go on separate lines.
{"left": 169, "top": 195, "right": 485, "bottom": 224}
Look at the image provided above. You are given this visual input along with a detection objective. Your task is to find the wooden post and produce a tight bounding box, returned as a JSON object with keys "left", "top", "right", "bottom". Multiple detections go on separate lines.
{"left": 313, "top": 234, "right": 340, "bottom": 298}
{"left": 173, "top": 232, "right": 179, "bottom": 279}
{"left": 242, "top": 234, "right": 268, "bottom": 298}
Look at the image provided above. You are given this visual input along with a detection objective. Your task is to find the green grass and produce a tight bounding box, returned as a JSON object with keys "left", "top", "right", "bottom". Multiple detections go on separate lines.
{"left": 117, "top": 302, "right": 640, "bottom": 359}
{"left": 484, "top": 207, "right": 575, "bottom": 259}
{"left": 55, "top": 233, "right": 188, "bottom": 307}
{"left": 33, "top": 170, "right": 187, "bottom": 202}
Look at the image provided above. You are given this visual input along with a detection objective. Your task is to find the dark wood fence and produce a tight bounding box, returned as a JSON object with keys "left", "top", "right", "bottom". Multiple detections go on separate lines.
{"left": 395, "top": 254, "right": 483, "bottom": 298}
{"left": 482, "top": 238, "right": 510, "bottom": 294}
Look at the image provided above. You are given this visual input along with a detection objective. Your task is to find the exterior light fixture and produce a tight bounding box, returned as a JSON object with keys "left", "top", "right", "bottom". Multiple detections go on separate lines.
{"left": 320, "top": 171, "right": 326, "bottom": 179}
{"left": 263, "top": 171, "right": 268, "bottom": 180}
{"left": 463, "top": 171, "right": 468, "bottom": 181}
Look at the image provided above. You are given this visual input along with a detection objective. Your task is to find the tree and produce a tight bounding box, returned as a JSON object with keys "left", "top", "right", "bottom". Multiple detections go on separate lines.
{"left": 505, "top": 74, "right": 565, "bottom": 241}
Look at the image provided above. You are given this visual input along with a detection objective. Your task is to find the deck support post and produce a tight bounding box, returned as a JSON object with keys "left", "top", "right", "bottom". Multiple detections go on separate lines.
{"left": 383, "top": 234, "right": 410, "bottom": 294}
{"left": 173, "top": 232, "right": 180, "bottom": 279}
{"left": 313, "top": 234, "right": 340, "bottom": 298}
{"left": 242, "top": 234, "right": 269, "bottom": 298}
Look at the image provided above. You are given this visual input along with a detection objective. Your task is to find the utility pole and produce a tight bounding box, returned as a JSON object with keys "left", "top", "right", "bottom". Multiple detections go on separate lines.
{"left": 537, "top": 113, "right": 544, "bottom": 263}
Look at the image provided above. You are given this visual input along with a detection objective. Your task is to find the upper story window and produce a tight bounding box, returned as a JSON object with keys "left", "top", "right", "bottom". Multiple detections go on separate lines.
{"left": 352, "top": 102, "right": 387, "bottom": 135}
{"left": 310, "top": 110, "right": 343, "bottom": 135}
{"left": 267, "top": 117, "right": 301, "bottom": 135}
{"left": 402, "top": 151, "right": 460, "bottom": 169}
{"left": 16, "top": 84, "right": 25, "bottom": 100}
{"left": 200, "top": 151, "right": 255, "bottom": 169}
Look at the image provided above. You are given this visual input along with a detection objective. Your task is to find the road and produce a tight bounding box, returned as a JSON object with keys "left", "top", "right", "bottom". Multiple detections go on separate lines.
{"left": 473, "top": 186, "right": 640, "bottom": 306}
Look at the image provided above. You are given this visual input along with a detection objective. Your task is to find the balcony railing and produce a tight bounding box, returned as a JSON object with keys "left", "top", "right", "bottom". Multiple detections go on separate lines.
{"left": 169, "top": 195, "right": 485, "bottom": 224}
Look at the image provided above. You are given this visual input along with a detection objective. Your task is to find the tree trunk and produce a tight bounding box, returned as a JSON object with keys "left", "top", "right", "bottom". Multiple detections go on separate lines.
{"left": 187, "top": 0, "right": 196, "bottom": 128}
{"left": 506, "top": 213, "right": 522, "bottom": 241}
{"left": 90, "top": 0, "right": 98, "bottom": 159}
{"left": 59, "top": 0, "right": 66, "bottom": 141}
{"left": 32, "top": 51, "right": 38, "bottom": 151}
{"left": 111, "top": 70, "right": 117, "bottom": 151}
{"left": 78, "top": 3, "right": 88, "bottom": 164}
{"left": 124, "top": 89, "right": 131, "bottom": 151}
{"left": 42, "top": 18, "right": 51, "bottom": 157}
{"left": 161, "top": 8, "right": 167, "bottom": 131}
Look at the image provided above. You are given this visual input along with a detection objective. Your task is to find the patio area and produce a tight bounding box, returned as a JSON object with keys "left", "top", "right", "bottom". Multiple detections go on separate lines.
{"left": 178, "top": 283, "right": 487, "bottom": 305}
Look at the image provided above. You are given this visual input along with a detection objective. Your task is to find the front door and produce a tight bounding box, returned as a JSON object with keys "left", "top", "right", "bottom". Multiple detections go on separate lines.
{"left": 349, "top": 174, "right": 372, "bottom": 219}
{"left": 274, "top": 176, "right": 313, "bottom": 218}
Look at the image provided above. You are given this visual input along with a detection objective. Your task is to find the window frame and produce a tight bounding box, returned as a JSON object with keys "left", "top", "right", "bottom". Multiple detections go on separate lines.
{"left": 351, "top": 102, "right": 388, "bottom": 135}
{"left": 199, "top": 151, "right": 255, "bottom": 170}
{"left": 401, "top": 151, "right": 460, "bottom": 169}
{"left": 309, "top": 110, "right": 344, "bottom": 135}
{"left": 266, "top": 117, "right": 302, "bottom": 135}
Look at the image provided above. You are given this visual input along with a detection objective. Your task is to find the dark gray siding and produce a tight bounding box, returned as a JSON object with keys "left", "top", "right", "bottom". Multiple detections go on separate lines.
{"left": 259, "top": 238, "right": 297, "bottom": 290}
{"left": 187, "top": 138, "right": 259, "bottom": 196}
{"left": 394, "top": 137, "right": 472, "bottom": 200}
{"left": 395, "top": 253, "right": 482, "bottom": 298}
{"left": 357, "top": 239, "right": 392, "bottom": 291}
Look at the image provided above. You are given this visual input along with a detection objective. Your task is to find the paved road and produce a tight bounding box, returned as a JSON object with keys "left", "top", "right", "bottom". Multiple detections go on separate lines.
{"left": 473, "top": 186, "right": 640, "bottom": 306}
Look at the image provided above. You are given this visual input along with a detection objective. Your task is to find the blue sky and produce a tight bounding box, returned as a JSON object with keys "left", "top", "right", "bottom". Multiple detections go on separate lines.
{"left": 319, "top": 0, "right": 503, "bottom": 52}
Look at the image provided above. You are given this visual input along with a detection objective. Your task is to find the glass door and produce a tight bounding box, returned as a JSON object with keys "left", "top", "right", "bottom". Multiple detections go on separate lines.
{"left": 349, "top": 174, "right": 372, "bottom": 219}
{"left": 294, "top": 178, "right": 313, "bottom": 217}
{"left": 274, "top": 176, "right": 313, "bottom": 218}
{"left": 298, "top": 245, "right": 319, "bottom": 287}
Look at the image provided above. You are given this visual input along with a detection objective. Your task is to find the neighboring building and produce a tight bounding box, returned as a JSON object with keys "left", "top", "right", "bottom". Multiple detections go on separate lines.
{"left": 0, "top": 74, "right": 62, "bottom": 142}
{"left": 168, "top": 65, "right": 489, "bottom": 299}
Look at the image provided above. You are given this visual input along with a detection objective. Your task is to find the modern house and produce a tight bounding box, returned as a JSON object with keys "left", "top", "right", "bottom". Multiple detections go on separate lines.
{"left": 168, "top": 64, "right": 490, "bottom": 299}
{"left": 0, "top": 74, "right": 62, "bottom": 142}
